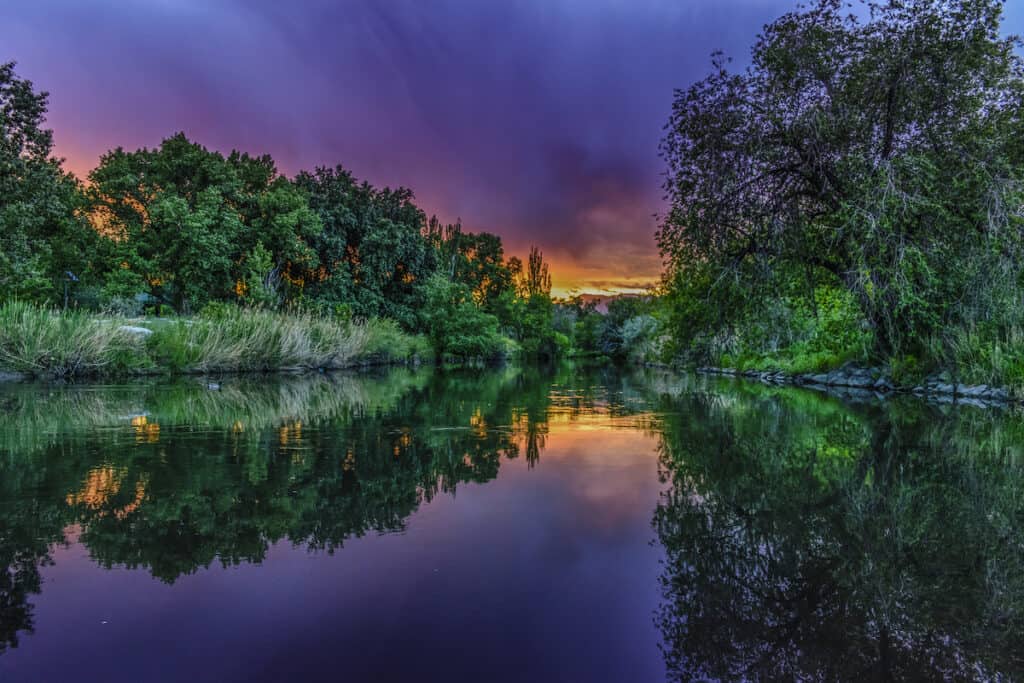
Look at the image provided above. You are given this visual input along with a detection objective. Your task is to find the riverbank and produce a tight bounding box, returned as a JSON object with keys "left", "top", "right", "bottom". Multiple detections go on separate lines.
{"left": 0, "top": 302, "right": 433, "bottom": 380}
{"left": 696, "top": 364, "right": 1015, "bottom": 407}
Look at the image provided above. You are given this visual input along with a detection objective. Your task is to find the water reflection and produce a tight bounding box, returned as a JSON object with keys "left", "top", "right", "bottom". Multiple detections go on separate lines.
{"left": 653, "top": 380, "right": 1024, "bottom": 681}
{"left": 3, "top": 367, "right": 1024, "bottom": 680}
{"left": 0, "top": 364, "right": 656, "bottom": 659}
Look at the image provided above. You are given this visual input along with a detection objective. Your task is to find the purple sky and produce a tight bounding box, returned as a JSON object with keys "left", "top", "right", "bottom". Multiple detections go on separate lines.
{"left": 3, "top": 1, "right": 1023, "bottom": 294}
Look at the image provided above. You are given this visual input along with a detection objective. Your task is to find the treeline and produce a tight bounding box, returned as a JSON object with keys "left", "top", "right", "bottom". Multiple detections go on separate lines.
{"left": 0, "top": 62, "right": 577, "bottom": 360}
{"left": 657, "top": 0, "right": 1024, "bottom": 385}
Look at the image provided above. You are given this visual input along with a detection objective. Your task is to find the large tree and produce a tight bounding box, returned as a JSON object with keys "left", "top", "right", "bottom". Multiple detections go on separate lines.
{"left": 88, "top": 134, "right": 321, "bottom": 312}
{"left": 295, "top": 166, "right": 435, "bottom": 327}
{"left": 658, "top": 0, "right": 1024, "bottom": 355}
{"left": 0, "top": 62, "right": 96, "bottom": 303}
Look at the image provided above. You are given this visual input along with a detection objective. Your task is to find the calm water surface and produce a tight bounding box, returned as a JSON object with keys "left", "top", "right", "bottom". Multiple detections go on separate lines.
{"left": 0, "top": 365, "right": 1022, "bottom": 682}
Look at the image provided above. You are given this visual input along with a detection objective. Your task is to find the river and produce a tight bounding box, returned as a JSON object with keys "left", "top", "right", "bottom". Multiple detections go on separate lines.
{"left": 0, "top": 364, "right": 1021, "bottom": 681}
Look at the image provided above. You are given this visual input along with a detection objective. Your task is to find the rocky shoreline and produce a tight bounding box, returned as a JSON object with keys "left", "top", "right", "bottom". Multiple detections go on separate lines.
{"left": 697, "top": 365, "right": 1014, "bottom": 407}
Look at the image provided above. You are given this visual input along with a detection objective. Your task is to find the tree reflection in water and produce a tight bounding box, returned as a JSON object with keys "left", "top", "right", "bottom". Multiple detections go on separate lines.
{"left": 4, "top": 367, "right": 1023, "bottom": 679}
{"left": 654, "top": 382, "right": 1024, "bottom": 681}
{"left": 0, "top": 362, "right": 642, "bottom": 653}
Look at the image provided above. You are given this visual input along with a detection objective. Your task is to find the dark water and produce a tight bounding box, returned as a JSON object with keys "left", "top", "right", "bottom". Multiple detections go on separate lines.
{"left": 0, "top": 365, "right": 1022, "bottom": 682}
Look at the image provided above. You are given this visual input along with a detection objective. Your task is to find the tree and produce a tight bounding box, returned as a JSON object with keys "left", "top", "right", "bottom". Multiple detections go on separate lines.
{"left": 294, "top": 167, "right": 434, "bottom": 328}
{"left": 507, "top": 247, "right": 558, "bottom": 357}
{"left": 421, "top": 273, "right": 506, "bottom": 358}
{"left": 88, "top": 134, "right": 321, "bottom": 312}
{"left": 658, "top": 0, "right": 1024, "bottom": 356}
{"left": 0, "top": 62, "right": 96, "bottom": 303}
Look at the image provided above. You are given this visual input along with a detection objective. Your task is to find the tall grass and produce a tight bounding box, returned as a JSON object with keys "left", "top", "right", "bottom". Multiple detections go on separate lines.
{"left": 0, "top": 301, "right": 145, "bottom": 378}
{"left": 0, "top": 303, "right": 430, "bottom": 378}
{"left": 148, "top": 307, "right": 374, "bottom": 372}
{"left": 923, "top": 325, "right": 1024, "bottom": 389}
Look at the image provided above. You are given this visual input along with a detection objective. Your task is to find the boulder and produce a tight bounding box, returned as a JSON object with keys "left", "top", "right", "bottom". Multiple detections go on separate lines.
{"left": 958, "top": 384, "right": 989, "bottom": 398}
{"left": 119, "top": 325, "right": 153, "bottom": 338}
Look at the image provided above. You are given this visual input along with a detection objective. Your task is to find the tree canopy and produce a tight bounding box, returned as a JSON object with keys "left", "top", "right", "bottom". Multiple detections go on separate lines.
{"left": 0, "top": 61, "right": 572, "bottom": 358}
{"left": 659, "top": 0, "right": 1024, "bottom": 359}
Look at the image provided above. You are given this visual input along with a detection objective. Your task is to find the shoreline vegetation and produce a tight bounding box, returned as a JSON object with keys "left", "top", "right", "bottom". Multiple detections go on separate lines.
{"left": 651, "top": 0, "right": 1024, "bottom": 397}
{"left": 0, "top": 301, "right": 432, "bottom": 380}
{"left": 7, "top": 1, "right": 1024, "bottom": 396}
{"left": 1, "top": 61, "right": 660, "bottom": 372}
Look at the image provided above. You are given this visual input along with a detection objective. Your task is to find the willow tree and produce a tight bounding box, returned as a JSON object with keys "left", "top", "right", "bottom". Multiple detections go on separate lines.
{"left": 658, "top": 0, "right": 1024, "bottom": 356}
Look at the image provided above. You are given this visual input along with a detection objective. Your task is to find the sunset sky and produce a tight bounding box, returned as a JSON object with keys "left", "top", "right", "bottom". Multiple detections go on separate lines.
{"left": 4, "top": 0, "right": 1023, "bottom": 296}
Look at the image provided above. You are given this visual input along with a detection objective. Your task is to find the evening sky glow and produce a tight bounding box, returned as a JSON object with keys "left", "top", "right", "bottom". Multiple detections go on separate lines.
{"left": 3, "top": 0, "right": 1023, "bottom": 295}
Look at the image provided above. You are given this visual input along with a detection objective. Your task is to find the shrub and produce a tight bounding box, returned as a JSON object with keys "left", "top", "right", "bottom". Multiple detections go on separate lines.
{"left": 422, "top": 274, "right": 509, "bottom": 359}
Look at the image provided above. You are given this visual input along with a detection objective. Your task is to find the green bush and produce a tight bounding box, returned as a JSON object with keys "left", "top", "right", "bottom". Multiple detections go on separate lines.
{"left": 422, "top": 274, "right": 509, "bottom": 359}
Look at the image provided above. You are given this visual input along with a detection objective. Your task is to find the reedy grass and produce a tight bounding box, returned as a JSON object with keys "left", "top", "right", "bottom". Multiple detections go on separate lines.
{"left": 922, "top": 325, "right": 1024, "bottom": 389}
{"left": 0, "top": 301, "right": 146, "bottom": 378}
{"left": 0, "top": 302, "right": 428, "bottom": 378}
{"left": 148, "top": 307, "right": 373, "bottom": 372}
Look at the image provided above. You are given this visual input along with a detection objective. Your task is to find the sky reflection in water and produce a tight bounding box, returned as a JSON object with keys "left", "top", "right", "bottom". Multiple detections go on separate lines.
{"left": 1, "top": 365, "right": 1023, "bottom": 681}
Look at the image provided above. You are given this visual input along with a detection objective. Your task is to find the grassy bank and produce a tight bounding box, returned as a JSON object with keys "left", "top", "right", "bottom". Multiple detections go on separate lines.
{"left": 0, "top": 302, "right": 432, "bottom": 379}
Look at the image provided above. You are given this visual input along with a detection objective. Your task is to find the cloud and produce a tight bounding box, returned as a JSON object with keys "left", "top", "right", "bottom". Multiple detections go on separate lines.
{"left": 2, "top": 0, "right": 817, "bottom": 290}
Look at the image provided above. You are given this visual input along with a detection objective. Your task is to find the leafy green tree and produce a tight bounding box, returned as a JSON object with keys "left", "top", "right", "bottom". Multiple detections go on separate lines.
{"left": 239, "top": 242, "right": 279, "bottom": 307}
{"left": 88, "top": 134, "right": 321, "bottom": 312}
{"left": 0, "top": 62, "right": 96, "bottom": 303}
{"left": 422, "top": 273, "right": 506, "bottom": 358}
{"left": 294, "top": 167, "right": 434, "bottom": 328}
{"left": 505, "top": 246, "right": 559, "bottom": 357}
{"left": 659, "top": 0, "right": 1024, "bottom": 357}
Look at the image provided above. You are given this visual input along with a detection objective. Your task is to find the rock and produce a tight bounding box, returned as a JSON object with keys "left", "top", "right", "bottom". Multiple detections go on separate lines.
{"left": 934, "top": 383, "right": 955, "bottom": 394}
{"left": 844, "top": 374, "right": 875, "bottom": 388}
{"left": 207, "top": 382, "right": 220, "bottom": 391}
{"left": 119, "top": 325, "right": 153, "bottom": 337}
{"left": 988, "top": 388, "right": 1010, "bottom": 401}
{"left": 808, "top": 374, "right": 830, "bottom": 385}
{"left": 958, "top": 384, "right": 989, "bottom": 398}
{"left": 873, "top": 377, "right": 894, "bottom": 391}
{"left": 0, "top": 371, "right": 26, "bottom": 383}
{"left": 959, "top": 398, "right": 990, "bottom": 409}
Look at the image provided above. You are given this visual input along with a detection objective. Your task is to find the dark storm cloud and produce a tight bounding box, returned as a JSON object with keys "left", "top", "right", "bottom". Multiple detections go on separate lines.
{"left": 7, "top": 0, "right": 1017, "bottom": 290}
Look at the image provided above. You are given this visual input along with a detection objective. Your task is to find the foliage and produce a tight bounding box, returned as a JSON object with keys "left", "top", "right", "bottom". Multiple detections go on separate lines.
{"left": 421, "top": 273, "right": 508, "bottom": 359}
{"left": 294, "top": 166, "right": 434, "bottom": 328}
{"left": 0, "top": 66, "right": 568, "bottom": 359}
{"left": 0, "top": 62, "right": 97, "bottom": 303}
{"left": 658, "top": 0, "right": 1024, "bottom": 377}
{"left": 87, "top": 133, "right": 321, "bottom": 313}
